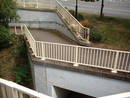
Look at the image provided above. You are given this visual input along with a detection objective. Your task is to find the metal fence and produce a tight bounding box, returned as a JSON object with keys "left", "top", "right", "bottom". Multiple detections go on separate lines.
{"left": 0, "top": 78, "right": 52, "bottom": 98}
{"left": 56, "top": 0, "right": 90, "bottom": 41}
{"left": 22, "top": 24, "right": 130, "bottom": 73}
{"left": 16, "top": 0, "right": 56, "bottom": 9}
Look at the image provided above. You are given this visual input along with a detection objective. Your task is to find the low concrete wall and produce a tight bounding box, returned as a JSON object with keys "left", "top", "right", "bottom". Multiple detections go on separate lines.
{"left": 30, "top": 59, "right": 130, "bottom": 97}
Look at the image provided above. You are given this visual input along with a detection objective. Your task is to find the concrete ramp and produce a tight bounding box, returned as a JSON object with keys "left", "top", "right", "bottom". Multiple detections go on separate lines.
{"left": 30, "top": 29, "right": 77, "bottom": 45}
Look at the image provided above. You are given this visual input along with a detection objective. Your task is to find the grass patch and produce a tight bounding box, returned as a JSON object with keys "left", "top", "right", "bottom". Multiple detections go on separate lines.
{"left": 81, "top": 13, "right": 130, "bottom": 51}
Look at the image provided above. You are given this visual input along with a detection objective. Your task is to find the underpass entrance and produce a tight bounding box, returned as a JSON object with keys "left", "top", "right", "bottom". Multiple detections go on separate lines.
{"left": 52, "top": 86, "right": 95, "bottom": 98}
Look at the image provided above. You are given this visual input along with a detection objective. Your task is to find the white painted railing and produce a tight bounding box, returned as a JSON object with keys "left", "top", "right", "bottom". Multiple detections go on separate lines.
{"left": 56, "top": 0, "right": 90, "bottom": 41}
{"left": 21, "top": 24, "right": 130, "bottom": 73}
{"left": 0, "top": 78, "right": 52, "bottom": 98}
{"left": 16, "top": 0, "right": 90, "bottom": 42}
{"left": 16, "top": 0, "right": 56, "bottom": 9}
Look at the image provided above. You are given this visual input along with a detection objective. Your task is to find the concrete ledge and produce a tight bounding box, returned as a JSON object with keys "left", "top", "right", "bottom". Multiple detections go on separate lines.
{"left": 18, "top": 8, "right": 55, "bottom": 12}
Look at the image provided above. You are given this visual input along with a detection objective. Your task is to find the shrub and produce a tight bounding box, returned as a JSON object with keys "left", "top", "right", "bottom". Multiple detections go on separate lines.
{"left": 90, "top": 31, "right": 102, "bottom": 42}
{"left": 14, "top": 64, "right": 31, "bottom": 85}
{"left": 0, "top": 26, "right": 11, "bottom": 49}
{"left": 17, "top": 38, "right": 27, "bottom": 57}
{"left": 69, "top": 10, "right": 84, "bottom": 21}
{"left": 80, "top": 19, "right": 89, "bottom": 27}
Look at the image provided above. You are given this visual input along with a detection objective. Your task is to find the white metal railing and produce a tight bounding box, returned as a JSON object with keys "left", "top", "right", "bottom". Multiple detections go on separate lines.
{"left": 56, "top": 0, "right": 90, "bottom": 41}
{"left": 16, "top": 0, "right": 56, "bottom": 9}
{"left": 21, "top": 24, "right": 130, "bottom": 73}
{"left": 16, "top": 0, "right": 90, "bottom": 42}
{"left": 0, "top": 78, "right": 52, "bottom": 98}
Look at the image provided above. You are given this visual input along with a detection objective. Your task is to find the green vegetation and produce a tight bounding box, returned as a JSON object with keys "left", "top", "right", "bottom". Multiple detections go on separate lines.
{"left": 13, "top": 37, "right": 32, "bottom": 85}
{"left": 69, "top": 10, "right": 85, "bottom": 21}
{"left": 69, "top": 9, "right": 130, "bottom": 51}
{"left": 0, "top": 25, "right": 12, "bottom": 49}
{"left": 0, "top": 0, "right": 19, "bottom": 27}
{"left": 69, "top": 10, "right": 102, "bottom": 43}
{"left": 84, "top": 14, "right": 130, "bottom": 51}
{"left": 0, "top": 32, "right": 32, "bottom": 87}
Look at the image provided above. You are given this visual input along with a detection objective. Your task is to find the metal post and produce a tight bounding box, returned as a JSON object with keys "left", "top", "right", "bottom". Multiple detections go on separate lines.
{"left": 36, "top": 0, "right": 38, "bottom": 8}
{"left": 14, "top": 26, "right": 17, "bottom": 34}
{"left": 86, "top": 28, "right": 90, "bottom": 44}
{"left": 100, "top": 0, "right": 104, "bottom": 18}
{"left": 41, "top": 42, "right": 45, "bottom": 60}
{"left": 23, "top": 0, "right": 25, "bottom": 7}
{"left": 111, "top": 51, "right": 119, "bottom": 73}
{"left": 75, "top": 0, "right": 78, "bottom": 19}
{"left": 73, "top": 46, "right": 79, "bottom": 66}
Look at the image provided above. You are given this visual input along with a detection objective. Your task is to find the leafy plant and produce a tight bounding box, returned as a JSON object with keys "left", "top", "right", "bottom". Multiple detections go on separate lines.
{"left": 69, "top": 10, "right": 84, "bottom": 21}
{"left": 90, "top": 28, "right": 102, "bottom": 43}
{"left": 0, "top": 25, "right": 12, "bottom": 49}
{"left": 0, "top": 0, "right": 19, "bottom": 27}
{"left": 0, "top": 65, "right": 2, "bottom": 78}
{"left": 14, "top": 64, "right": 31, "bottom": 85}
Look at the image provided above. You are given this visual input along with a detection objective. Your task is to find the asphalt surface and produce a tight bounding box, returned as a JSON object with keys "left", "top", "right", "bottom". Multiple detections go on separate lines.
{"left": 60, "top": 0, "right": 130, "bottom": 18}
{"left": 18, "top": 0, "right": 130, "bottom": 18}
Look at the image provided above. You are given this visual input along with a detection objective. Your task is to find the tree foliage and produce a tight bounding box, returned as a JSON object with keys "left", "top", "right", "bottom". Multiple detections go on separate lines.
{"left": 0, "top": 0, "right": 19, "bottom": 27}
{"left": 0, "top": 25, "right": 11, "bottom": 49}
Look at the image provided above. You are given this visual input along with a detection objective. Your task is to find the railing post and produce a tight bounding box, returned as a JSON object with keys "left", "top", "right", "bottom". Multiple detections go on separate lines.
{"left": 1, "top": 85, "right": 7, "bottom": 98}
{"left": 36, "top": 0, "right": 38, "bottom": 8}
{"left": 112, "top": 51, "right": 119, "bottom": 73}
{"left": 41, "top": 42, "right": 45, "bottom": 60}
{"left": 86, "top": 28, "right": 90, "bottom": 44}
{"left": 14, "top": 26, "right": 17, "bottom": 34}
{"left": 73, "top": 46, "right": 79, "bottom": 66}
{"left": 21, "top": 25, "right": 24, "bottom": 35}
{"left": 12, "top": 89, "right": 19, "bottom": 98}
{"left": 23, "top": 0, "right": 25, "bottom": 7}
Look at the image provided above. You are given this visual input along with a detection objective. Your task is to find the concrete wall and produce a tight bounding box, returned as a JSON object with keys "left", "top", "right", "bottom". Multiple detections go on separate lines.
{"left": 31, "top": 61, "right": 130, "bottom": 97}
{"left": 10, "top": 10, "right": 77, "bottom": 42}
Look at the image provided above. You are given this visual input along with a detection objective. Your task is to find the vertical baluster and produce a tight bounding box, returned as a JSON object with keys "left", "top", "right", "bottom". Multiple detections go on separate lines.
{"left": 19, "top": 92, "right": 24, "bottom": 98}
{"left": 95, "top": 49, "right": 99, "bottom": 66}
{"left": 112, "top": 51, "right": 119, "bottom": 73}
{"left": 87, "top": 48, "right": 90, "bottom": 64}
{"left": 101, "top": 50, "right": 105, "bottom": 67}
{"left": 81, "top": 48, "right": 84, "bottom": 64}
{"left": 117, "top": 52, "right": 121, "bottom": 70}
{"left": 41, "top": 42, "right": 45, "bottom": 60}
{"left": 98, "top": 50, "right": 102, "bottom": 66}
{"left": 125, "top": 53, "right": 130, "bottom": 71}
{"left": 89, "top": 49, "right": 92, "bottom": 65}
{"left": 61, "top": 45, "right": 63, "bottom": 60}
{"left": 1, "top": 85, "right": 7, "bottom": 98}
{"left": 104, "top": 51, "right": 108, "bottom": 67}
{"left": 65, "top": 46, "right": 67, "bottom": 61}
{"left": 73, "top": 46, "right": 79, "bottom": 66}
{"left": 92, "top": 49, "right": 95, "bottom": 65}
{"left": 121, "top": 53, "right": 126, "bottom": 71}
{"left": 12, "top": 89, "right": 19, "bottom": 98}
{"left": 55, "top": 44, "right": 57, "bottom": 60}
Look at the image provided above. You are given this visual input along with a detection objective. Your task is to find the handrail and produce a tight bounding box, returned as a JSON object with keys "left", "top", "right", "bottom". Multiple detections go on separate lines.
{"left": 21, "top": 24, "right": 130, "bottom": 73}
{"left": 0, "top": 78, "right": 52, "bottom": 98}
{"left": 56, "top": 0, "right": 90, "bottom": 41}
{"left": 56, "top": 0, "right": 86, "bottom": 29}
